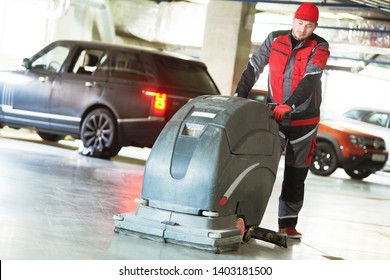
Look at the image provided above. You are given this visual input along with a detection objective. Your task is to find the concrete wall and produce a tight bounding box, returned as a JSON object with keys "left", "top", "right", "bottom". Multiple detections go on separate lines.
{"left": 201, "top": 1, "right": 256, "bottom": 96}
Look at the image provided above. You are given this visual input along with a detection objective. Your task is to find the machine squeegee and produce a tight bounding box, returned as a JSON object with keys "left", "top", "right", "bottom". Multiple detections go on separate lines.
{"left": 114, "top": 95, "right": 287, "bottom": 253}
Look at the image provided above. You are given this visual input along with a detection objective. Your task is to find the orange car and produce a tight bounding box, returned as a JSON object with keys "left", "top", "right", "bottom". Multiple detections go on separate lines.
{"left": 310, "top": 108, "right": 388, "bottom": 179}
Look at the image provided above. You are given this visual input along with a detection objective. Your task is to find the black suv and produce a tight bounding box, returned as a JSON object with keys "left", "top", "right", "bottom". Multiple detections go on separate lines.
{"left": 0, "top": 40, "right": 220, "bottom": 158}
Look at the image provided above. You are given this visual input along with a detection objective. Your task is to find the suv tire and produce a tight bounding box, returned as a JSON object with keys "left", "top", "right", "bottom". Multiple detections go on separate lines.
{"left": 81, "top": 108, "right": 121, "bottom": 159}
{"left": 310, "top": 142, "right": 338, "bottom": 176}
{"left": 344, "top": 169, "right": 372, "bottom": 180}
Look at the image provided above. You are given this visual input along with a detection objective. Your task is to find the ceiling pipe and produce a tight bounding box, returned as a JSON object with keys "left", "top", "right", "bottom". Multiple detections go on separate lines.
{"left": 330, "top": 55, "right": 389, "bottom": 66}
{"left": 256, "top": 21, "right": 390, "bottom": 34}
{"left": 45, "top": 0, "right": 71, "bottom": 20}
{"left": 72, "top": 0, "right": 116, "bottom": 43}
{"left": 318, "top": 25, "right": 390, "bottom": 34}
{"left": 228, "top": 0, "right": 379, "bottom": 9}
{"left": 155, "top": 0, "right": 384, "bottom": 9}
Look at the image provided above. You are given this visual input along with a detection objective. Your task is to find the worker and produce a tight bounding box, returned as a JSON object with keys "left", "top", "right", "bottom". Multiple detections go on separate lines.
{"left": 235, "top": 2, "right": 330, "bottom": 239}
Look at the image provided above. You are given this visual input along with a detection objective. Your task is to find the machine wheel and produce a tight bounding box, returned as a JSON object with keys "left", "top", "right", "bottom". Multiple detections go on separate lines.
{"left": 37, "top": 131, "right": 64, "bottom": 142}
{"left": 344, "top": 169, "right": 372, "bottom": 180}
{"left": 310, "top": 142, "right": 338, "bottom": 176}
{"left": 81, "top": 108, "right": 121, "bottom": 159}
{"left": 242, "top": 227, "right": 254, "bottom": 243}
{"left": 236, "top": 216, "right": 253, "bottom": 243}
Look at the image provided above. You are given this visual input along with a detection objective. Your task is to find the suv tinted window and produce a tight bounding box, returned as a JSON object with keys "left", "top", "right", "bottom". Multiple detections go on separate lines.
{"left": 110, "top": 52, "right": 148, "bottom": 81}
{"left": 31, "top": 45, "right": 70, "bottom": 73}
{"left": 155, "top": 57, "right": 219, "bottom": 93}
{"left": 71, "top": 49, "right": 106, "bottom": 75}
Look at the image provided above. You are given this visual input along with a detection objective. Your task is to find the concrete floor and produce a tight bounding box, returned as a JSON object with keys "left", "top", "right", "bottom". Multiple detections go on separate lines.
{"left": 1, "top": 128, "right": 390, "bottom": 260}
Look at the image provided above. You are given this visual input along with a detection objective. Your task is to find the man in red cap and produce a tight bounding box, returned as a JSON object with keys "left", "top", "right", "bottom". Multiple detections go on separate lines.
{"left": 235, "top": 2, "right": 330, "bottom": 239}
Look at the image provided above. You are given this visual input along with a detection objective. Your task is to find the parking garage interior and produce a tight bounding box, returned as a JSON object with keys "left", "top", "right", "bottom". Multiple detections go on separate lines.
{"left": 1, "top": 0, "right": 390, "bottom": 278}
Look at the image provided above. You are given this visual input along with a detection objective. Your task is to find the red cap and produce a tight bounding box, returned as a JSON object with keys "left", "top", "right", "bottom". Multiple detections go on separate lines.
{"left": 295, "top": 2, "right": 319, "bottom": 23}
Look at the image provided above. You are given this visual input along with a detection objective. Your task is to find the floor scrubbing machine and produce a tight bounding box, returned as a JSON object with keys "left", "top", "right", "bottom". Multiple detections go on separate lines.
{"left": 114, "top": 95, "right": 287, "bottom": 253}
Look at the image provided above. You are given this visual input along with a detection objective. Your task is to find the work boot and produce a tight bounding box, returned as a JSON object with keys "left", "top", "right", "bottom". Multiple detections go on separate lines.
{"left": 279, "top": 227, "right": 302, "bottom": 239}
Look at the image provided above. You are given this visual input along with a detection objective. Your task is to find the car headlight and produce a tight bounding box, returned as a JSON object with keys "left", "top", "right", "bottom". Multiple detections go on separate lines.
{"left": 373, "top": 139, "right": 383, "bottom": 150}
{"left": 349, "top": 135, "right": 365, "bottom": 148}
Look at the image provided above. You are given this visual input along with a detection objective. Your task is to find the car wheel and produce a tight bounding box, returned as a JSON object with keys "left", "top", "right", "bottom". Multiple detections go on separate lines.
{"left": 344, "top": 169, "right": 372, "bottom": 180}
{"left": 309, "top": 142, "right": 338, "bottom": 176}
{"left": 81, "top": 108, "right": 121, "bottom": 158}
{"left": 37, "top": 131, "right": 64, "bottom": 142}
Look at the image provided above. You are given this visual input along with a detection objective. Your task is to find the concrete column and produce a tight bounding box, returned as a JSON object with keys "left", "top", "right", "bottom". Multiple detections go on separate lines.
{"left": 201, "top": 0, "right": 256, "bottom": 96}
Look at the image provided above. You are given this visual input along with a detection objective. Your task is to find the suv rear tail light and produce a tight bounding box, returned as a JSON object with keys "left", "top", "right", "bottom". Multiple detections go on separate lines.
{"left": 144, "top": 90, "right": 167, "bottom": 117}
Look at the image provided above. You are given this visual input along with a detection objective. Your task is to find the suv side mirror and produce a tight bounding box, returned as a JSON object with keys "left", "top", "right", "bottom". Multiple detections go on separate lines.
{"left": 22, "top": 58, "right": 31, "bottom": 69}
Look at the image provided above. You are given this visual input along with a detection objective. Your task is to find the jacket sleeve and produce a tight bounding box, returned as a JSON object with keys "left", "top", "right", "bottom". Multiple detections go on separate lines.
{"left": 284, "top": 40, "right": 330, "bottom": 108}
{"left": 235, "top": 62, "right": 256, "bottom": 98}
{"left": 235, "top": 32, "right": 274, "bottom": 98}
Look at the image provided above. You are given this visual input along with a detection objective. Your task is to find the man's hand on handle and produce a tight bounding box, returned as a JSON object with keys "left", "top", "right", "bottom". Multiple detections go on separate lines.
{"left": 273, "top": 104, "right": 292, "bottom": 121}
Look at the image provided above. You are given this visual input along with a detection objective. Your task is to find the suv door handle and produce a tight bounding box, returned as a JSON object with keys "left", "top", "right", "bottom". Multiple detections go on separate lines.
{"left": 85, "top": 81, "right": 99, "bottom": 88}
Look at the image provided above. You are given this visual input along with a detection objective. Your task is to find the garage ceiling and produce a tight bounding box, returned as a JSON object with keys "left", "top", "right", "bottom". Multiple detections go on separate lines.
{"left": 250, "top": 1, "right": 390, "bottom": 47}
{"left": 159, "top": 0, "right": 390, "bottom": 20}
{"left": 124, "top": 1, "right": 389, "bottom": 66}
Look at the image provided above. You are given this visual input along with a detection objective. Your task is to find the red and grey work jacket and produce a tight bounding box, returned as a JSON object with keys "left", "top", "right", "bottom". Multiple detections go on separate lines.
{"left": 236, "top": 30, "right": 330, "bottom": 125}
